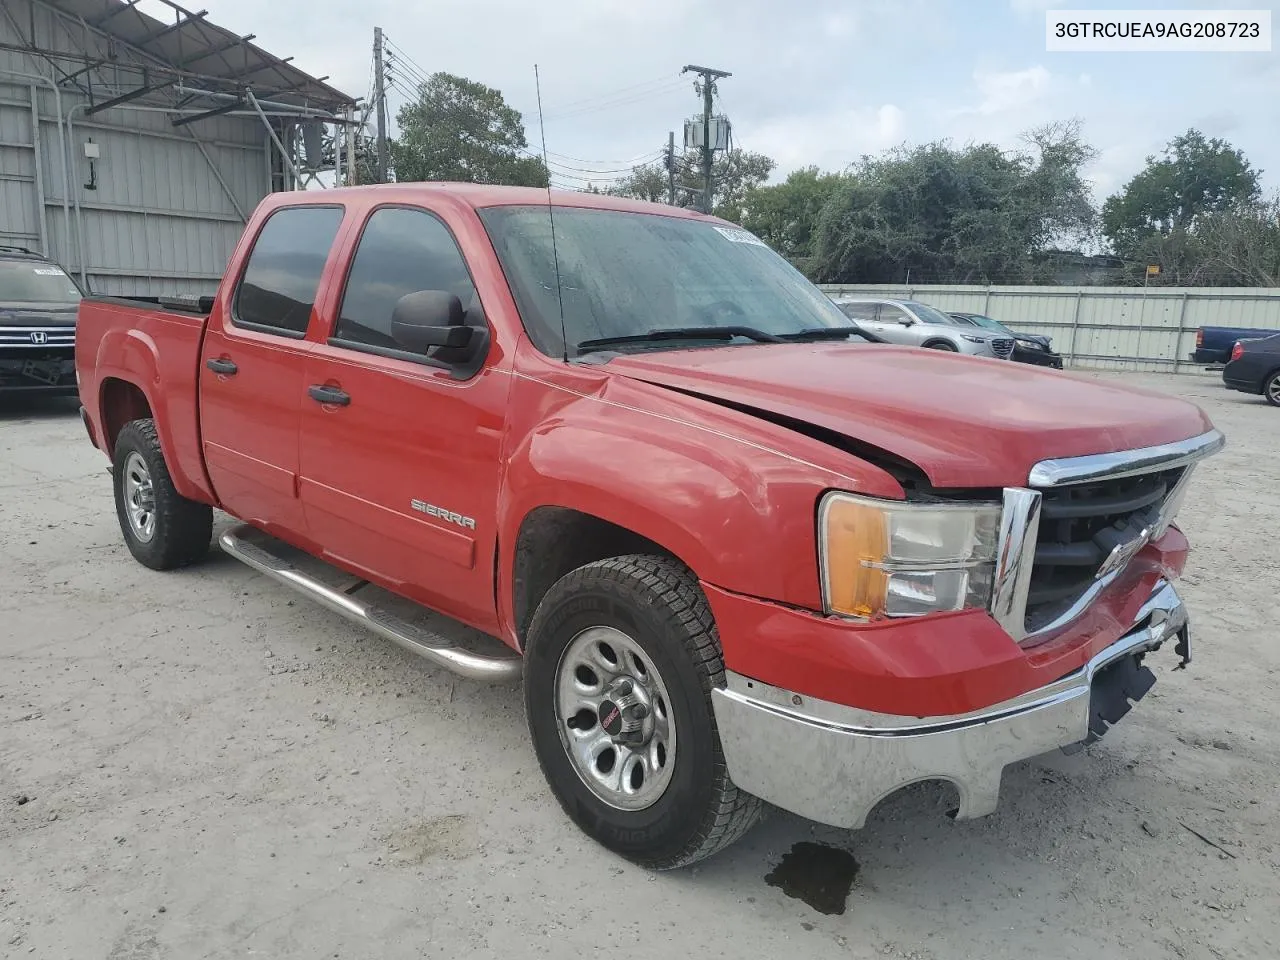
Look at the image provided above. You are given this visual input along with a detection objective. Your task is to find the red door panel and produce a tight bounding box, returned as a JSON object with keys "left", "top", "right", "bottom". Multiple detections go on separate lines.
{"left": 198, "top": 325, "right": 311, "bottom": 539}
{"left": 297, "top": 472, "right": 477, "bottom": 570}
{"left": 298, "top": 346, "right": 508, "bottom": 632}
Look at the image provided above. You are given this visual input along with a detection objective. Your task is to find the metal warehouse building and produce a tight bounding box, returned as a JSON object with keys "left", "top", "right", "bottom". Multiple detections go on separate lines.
{"left": 1, "top": 0, "right": 354, "bottom": 296}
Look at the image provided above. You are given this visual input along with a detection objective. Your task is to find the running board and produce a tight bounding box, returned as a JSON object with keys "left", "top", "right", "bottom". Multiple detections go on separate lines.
{"left": 218, "top": 524, "right": 521, "bottom": 683}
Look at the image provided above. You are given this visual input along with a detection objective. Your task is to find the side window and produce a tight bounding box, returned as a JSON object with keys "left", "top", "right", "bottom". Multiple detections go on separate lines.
{"left": 335, "top": 207, "right": 477, "bottom": 350}
{"left": 838, "top": 302, "right": 879, "bottom": 321}
{"left": 880, "top": 304, "right": 909, "bottom": 324}
{"left": 234, "top": 206, "right": 344, "bottom": 336}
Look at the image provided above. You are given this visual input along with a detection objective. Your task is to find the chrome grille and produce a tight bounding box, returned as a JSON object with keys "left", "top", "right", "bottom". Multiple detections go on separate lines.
{"left": 1023, "top": 465, "right": 1183, "bottom": 633}
{"left": 990, "top": 338, "right": 1015, "bottom": 358}
{"left": 0, "top": 327, "right": 76, "bottom": 347}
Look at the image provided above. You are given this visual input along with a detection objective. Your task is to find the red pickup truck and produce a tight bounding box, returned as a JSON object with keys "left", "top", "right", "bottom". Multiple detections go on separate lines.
{"left": 76, "top": 184, "right": 1223, "bottom": 869}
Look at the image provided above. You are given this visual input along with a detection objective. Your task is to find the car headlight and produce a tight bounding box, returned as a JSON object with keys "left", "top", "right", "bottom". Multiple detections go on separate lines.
{"left": 819, "top": 492, "right": 1002, "bottom": 619}
{"left": 960, "top": 335, "right": 987, "bottom": 344}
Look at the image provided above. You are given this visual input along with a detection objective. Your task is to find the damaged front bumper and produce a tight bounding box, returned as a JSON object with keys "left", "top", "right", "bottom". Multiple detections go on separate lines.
{"left": 711, "top": 578, "right": 1188, "bottom": 830}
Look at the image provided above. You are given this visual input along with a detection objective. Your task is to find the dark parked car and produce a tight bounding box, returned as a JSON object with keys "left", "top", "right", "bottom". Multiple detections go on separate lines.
{"left": 1223, "top": 334, "right": 1280, "bottom": 406}
{"left": 1193, "top": 325, "right": 1280, "bottom": 365}
{"left": 0, "top": 246, "right": 82, "bottom": 396}
{"left": 948, "top": 311, "right": 1063, "bottom": 369}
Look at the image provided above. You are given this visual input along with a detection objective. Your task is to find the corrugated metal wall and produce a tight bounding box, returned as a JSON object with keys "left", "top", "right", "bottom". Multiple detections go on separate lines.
{"left": 820, "top": 284, "right": 1280, "bottom": 371}
{"left": 1, "top": 0, "right": 270, "bottom": 297}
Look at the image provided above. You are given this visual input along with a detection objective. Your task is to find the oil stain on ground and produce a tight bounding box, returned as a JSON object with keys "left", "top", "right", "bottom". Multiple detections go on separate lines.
{"left": 764, "top": 841, "right": 859, "bottom": 915}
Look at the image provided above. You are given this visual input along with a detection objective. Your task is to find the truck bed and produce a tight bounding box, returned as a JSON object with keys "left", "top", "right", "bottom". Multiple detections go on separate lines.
{"left": 75, "top": 294, "right": 217, "bottom": 504}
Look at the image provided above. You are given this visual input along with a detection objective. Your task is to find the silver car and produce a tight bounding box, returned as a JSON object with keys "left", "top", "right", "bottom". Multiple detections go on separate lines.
{"left": 833, "top": 298, "right": 1015, "bottom": 360}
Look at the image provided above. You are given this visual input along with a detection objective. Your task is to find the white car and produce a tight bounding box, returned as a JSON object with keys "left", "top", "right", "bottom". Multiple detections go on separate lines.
{"left": 833, "top": 297, "right": 1015, "bottom": 359}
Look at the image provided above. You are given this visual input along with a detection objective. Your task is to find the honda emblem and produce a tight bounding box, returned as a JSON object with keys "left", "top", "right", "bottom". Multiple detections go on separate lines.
{"left": 30, "top": 331, "right": 48, "bottom": 345}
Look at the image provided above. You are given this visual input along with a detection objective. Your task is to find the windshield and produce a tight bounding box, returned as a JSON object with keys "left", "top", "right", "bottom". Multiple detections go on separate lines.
{"left": 479, "top": 206, "right": 860, "bottom": 356}
{"left": 0, "top": 259, "right": 81, "bottom": 304}
{"left": 904, "top": 301, "right": 960, "bottom": 326}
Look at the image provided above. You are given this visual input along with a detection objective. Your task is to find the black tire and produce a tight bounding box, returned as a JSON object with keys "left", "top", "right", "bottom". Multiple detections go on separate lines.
{"left": 924, "top": 340, "right": 958, "bottom": 351}
{"left": 1264, "top": 370, "right": 1280, "bottom": 407}
{"left": 112, "top": 419, "right": 212, "bottom": 571}
{"left": 523, "top": 555, "right": 763, "bottom": 869}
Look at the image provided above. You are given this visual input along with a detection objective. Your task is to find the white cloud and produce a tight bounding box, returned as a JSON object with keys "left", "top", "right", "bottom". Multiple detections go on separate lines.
{"left": 743, "top": 103, "right": 906, "bottom": 174}
{"left": 956, "top": 65, "right": 1052, "bottom": 116}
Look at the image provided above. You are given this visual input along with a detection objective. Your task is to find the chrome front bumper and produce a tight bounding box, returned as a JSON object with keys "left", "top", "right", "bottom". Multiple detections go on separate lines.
{"left": 711, "top": 579, "right": 1188, "bottom": 830}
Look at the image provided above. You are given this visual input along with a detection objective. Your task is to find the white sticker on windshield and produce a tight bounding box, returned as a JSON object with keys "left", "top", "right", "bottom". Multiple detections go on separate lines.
{"left": 713, "top": 226, "right": 766, "bottom": 247}
{"left": 33, "top": 267, "right": 65, "bottom": 276}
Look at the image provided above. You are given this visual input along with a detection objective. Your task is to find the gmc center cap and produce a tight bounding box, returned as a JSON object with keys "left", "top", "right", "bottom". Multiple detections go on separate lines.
{"left": 599, "top": 699, "right": 624, "bottom": 737}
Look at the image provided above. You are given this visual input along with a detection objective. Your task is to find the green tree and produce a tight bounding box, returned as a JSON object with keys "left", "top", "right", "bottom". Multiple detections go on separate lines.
{"left": 709, "top": 150, "right": 775, "bottom": 221}
{"left": 390, "top": 72, "right": 548, "bottom": 187}
{"left": 1102, "top": 129, "right": 1261, "bottom": 261}
{"left": 608, "top": 162, "right": 669, "bottom": 203}
{"left": 608, "top": 149, "right": 774, "bottom": 217}
{"left": 813, "top": 122, "right": 1098, "bottom": 284}
{"left": 739, "top": 167, "right": 847, "bottom": 271}
{"left": 1190, "top": 196, "right": 1280, "bottom": 286}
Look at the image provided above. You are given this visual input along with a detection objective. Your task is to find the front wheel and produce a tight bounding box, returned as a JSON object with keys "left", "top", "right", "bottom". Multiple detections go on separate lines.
{"left": 924, "top": 340, "right": 958, "bottom": 351}
{"left": 1265, "top": 370, "right": 1280, "bottom": 407}
{"left": 523, "top": 555, "right": 763, "bottom": 869}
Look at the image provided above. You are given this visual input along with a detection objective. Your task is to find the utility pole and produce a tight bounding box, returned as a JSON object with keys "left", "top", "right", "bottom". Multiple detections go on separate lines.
{"left": 666, "top": 131, "right": 676, "bottom": 206}
{"left": 681, "top": 64, "right": 730, "bottom": 214}
{"left": 373, "top": 26, "right": 389, "bottom": 183}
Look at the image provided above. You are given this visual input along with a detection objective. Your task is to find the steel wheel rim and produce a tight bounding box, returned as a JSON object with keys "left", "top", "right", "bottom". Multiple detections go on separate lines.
{"left": 122, "top": 451, "right": 157, "bottom": 543}
{"left": 553, "top": 626, "right": 677, "bottom": 811}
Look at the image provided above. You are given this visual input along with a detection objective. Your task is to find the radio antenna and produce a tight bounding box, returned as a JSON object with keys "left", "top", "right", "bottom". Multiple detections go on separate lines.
{"left": 534, "top": 64, "right": 568, "bottom": 362}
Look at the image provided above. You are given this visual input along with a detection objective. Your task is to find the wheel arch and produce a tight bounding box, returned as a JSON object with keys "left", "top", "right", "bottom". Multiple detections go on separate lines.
{"left": 921, "top": 337, "right": 958, "bottom": 350}
{"left": 98, "top": 376, "right": 153, "bottom": 456}
{"left": 509, "top": 506, "right": 686, "bottom": 649}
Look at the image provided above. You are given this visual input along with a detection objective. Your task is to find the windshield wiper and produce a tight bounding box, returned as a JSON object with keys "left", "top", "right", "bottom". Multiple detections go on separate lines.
{"left": 777, "top": 327, "right": 881, "bottom": 343}
{"left": 576, "top": 325, "right": 786, "bottom": 352}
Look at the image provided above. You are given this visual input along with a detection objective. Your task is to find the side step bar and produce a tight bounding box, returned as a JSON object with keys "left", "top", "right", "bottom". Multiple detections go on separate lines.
{"left": 218, "top": 525, "right": 522, "bottom": 683}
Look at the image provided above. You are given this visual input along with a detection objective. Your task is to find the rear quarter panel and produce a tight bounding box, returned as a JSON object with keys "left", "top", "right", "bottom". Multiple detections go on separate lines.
{"left": 76, "top": 298, "right": 215, "bottom": 504}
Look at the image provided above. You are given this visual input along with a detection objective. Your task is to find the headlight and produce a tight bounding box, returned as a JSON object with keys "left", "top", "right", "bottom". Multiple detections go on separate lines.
{"left": 819, "top": 492, "right": 1002, "bottom": 619}
{"left": 960, "top": 335, "right": 987, "bottom": 344}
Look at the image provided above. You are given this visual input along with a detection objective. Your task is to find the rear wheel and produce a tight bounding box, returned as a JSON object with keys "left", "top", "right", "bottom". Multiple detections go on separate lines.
{"left": 1265, "top": 370, "right": 1280, "bottom": 407}
{"left": 523, "top": 555, "right": 763, "bottom": 869}
{"left": 112, "top": 419, "right": 212, "bottom": 570}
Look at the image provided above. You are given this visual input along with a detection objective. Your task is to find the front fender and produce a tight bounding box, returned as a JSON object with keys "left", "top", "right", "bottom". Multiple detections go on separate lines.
{"left": 497, "top": 374, "right": 901, "bottom": 632}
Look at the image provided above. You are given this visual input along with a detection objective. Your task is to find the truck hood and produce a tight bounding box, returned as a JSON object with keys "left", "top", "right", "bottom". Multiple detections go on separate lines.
{"left": 605, "top": 344, "right": 1213, "bottom": 488}
{"left": 0, "top": 302, "right": 78, "bottom": 327}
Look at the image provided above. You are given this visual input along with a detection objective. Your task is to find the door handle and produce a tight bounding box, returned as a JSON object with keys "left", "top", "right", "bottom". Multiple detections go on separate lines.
{"left": 308, "top": 384, "right": 350, "bottom": 407}
{"left": 206, "top": 357, "right": 238, "bottom": 375}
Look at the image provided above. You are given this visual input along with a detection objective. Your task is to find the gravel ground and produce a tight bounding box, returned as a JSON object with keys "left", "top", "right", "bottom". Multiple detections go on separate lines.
{"left": 2, "top": 371, "right": 1277, "bottom": 960}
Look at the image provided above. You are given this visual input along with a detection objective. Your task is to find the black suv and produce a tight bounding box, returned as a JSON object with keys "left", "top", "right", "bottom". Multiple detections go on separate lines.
{"left": 0, "top": 246, "right": 83, "bottom": 396}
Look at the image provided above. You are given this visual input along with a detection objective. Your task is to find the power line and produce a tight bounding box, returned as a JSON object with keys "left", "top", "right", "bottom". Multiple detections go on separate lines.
{"left": 544, "top": 80, "right": 688, "bottom": 122}
{"left": 547, "top": 148, "right": 667, "bottom": 166}
{"left": 547, "top": 74, "right": 685, "bottom": 113}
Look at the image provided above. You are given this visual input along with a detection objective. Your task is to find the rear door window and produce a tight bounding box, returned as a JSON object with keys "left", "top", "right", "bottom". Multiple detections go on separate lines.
{"left": 233, "top": 206, "right": 344, "bottom": 337}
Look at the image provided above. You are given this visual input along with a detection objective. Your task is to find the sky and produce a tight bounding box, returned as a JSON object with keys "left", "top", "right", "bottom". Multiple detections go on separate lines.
{"left": 134, "top": 0, "right": 1278, "bottom": 202}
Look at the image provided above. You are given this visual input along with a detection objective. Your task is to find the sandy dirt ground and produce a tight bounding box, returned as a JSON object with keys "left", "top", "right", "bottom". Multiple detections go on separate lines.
{"left": 2, "top": 371, "right": 1277, "bottom": 960}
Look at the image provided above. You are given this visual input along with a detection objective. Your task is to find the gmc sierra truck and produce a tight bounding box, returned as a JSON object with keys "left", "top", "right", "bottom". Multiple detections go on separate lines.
{"left": 75, "top": 184, "right": 1223, "bottom": 870}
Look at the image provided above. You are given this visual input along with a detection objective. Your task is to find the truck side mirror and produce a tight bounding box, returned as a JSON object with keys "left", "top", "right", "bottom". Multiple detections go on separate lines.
{"left": 391, "top": 290, "right": 474, "bottom": 354}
